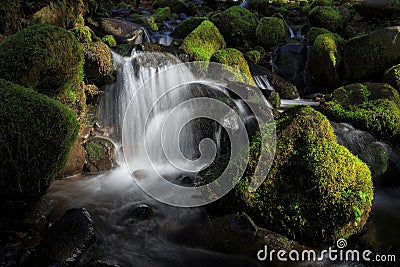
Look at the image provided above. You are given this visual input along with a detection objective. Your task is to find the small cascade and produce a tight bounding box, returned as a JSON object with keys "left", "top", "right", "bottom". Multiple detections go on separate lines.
{"left": 254, "top": 75, "right": 274, "bottom": 91}
{"left": 239, "top": 0, "right": 249, "bottom": 8}
{"left": 288, "top": 26, "right": 295, "bottom": 38}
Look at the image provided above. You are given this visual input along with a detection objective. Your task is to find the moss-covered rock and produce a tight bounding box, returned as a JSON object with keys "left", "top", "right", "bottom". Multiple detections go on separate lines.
{"left": 181, "top": 20, "right": 226, "bottom": 61}
{"left": 245, "top": 50, "right": 261, "bottom": 64}
{"left": 172, "top": 17, "right": 208, "bottom": 39}
{"left": 309, "top": 33, "right": 344, "bottom": 89}
{"left": 0, "top": 0, "right": 85, "bottom": 35}
{"left": 0, "top": 79, "right": 79, "bottom": 199}
{"left": 0, "top": 24, "right": 84, "bottom": 98}
{"left": 319, "top": 83, "right": 400, "bottom": 145}
{"left": 84, "top": 137, "right": 116, "bottom": 172}
{"left": 309, "top": 6, "right": 343, "bottom": 33}
{"left": 310, "top": 0, "right": 333, "bottom": 7}
{"left": 211, "top": 48, "right": 256, "bottom": 86}
{"left": 82, "top": 41, "right": 115, "bottom": 87}
{"left": 210, "top": 6, "right": 259, "bottom": 46}
{"left": 384, "top": 64, "right": 400, "bottom": 90}
{"left": 306, "top": 27, "right": 331, "bottom": 45}
{"left": 152, "top": 0, "right": 185, "bottom": 13}
{"left": 343, "top": 27, "right": 400, "bottom": 83}
{"left": 234, "top": 105, "right": 373, "bottom": 245}
{"left": 256, "top": 16, "right": 287, "bottom": 49}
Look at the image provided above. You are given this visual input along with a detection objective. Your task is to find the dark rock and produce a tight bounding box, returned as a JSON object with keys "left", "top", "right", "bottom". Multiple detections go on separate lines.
{"left": 86, "top": 18, "right": 144, "bottom": 44}
{"left": 23, "top": 215, "right": 48, "bottom": 233}
{"left": 355, "top": 0, "right": 400, "bottom": 19}
{"left": 82, "top": 41, "right": 116, "bottom": 87}
{"left": 272, "top": 43, "right": 307, "bottom": 94}
{"left": 59, "top": 139, "right": 86, "bottom": 178}
{"left": 125, "top": 204, "right": 153, "bottom": 221}
{"left": 84, "top": 137, "right": 116, "bottom": 172}
{"left": 26, "top": 208, "right": 95, "bottom": 266}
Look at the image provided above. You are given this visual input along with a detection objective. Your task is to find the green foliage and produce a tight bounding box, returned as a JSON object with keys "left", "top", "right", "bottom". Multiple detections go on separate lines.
{"left": 146, "top": 16, "right": 159, "bottom": 31}
{"left": 102, "top": 34, "right": 117, "bottom": 47}
{"left": 384, "top": 64, "right": 400, "bottom": 90}
{"left": 211, "top": 48, "right": 256, "bottom": 86}
{"left": 319, "top": 83, "right": 400, "bottom": 145}
{"left": 256, "top": 16, "right": 287, "bottom": 48}
{"left": 154, "top": 7, "right": 171, "bottom": 22}
{"left": 234, "top": 105, "right": 373, "bottom": 245}
{"left": 310, "top": 0, "right": 333, "bottom": 7}
{"left": 0, "top": 79, "right": 79, "bottom": 199}
{"left": 309, "top": 6, "right": 343, "bottom": 33}
{"left": 0, "top": 24, "right": 84, "bottom": 98}
{"left": 210, "top": 6, "right": 259, "bottom": 46}
{"left": 172, "top": 17, "right": 208, "bottom": 39}
{"left": 181, "top": 20, "right": 226, "bottom": 62}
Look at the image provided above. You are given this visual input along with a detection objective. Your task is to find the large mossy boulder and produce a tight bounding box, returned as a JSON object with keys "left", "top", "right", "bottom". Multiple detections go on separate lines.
{"left": 82, "top": 41, "right": 115, "bottom": 87}
{"left": 0, "top": 24, "right": 84, "bottom": 98}
{"left": 256, "top": 16, "right": 287, "bottom": 49}
{"left": 354, "top": 0, "right": 400, "bottom": 19}
{"left": 343, "top": 27, "right": 400, "bottom": 82}
{"left": 210, "top": 6, "right": 258, "bottom": 46}
{"left": 0, "top": 79, "right": 79, "bottom": 199}
{"left": 234, "top": 105, "right": 373, "bottom": 245}
{"left": 309, "top": 6, "right": 343, "bottom": 33}
{"left": 172, "top": 17, "right": 208, "bottom": 39}
{"left": 181, "top": 20, "right": 226, "bottom": 61}
{"left": 309, "top": 33, "right": 344, "bottom": 90}
{"left": 211, "top": 48, "right": 256, "bottom": 86}
{"left": 319, "top": 83, "right": 400, "bottom": 145}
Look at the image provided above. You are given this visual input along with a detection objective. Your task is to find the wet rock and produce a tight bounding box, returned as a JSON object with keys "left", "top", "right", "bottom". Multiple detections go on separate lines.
{"left": 84, "top": 137, "right": 116, "bottom": 172}
{"left": 87, "top": 259, "right": 121, "bottom": 266}
{"left": 23, "top": 215, "right": 48, "bottom": 233}
{"left": 26, "top": 208, "right": 95, "bottom": 266}
{"left": 86, "top": 18, "right": 144, "bottom": 44}
{"left": 210, "top": 213, "right": 307, "bottom": 256}
{"left": 125, "top": 204, "right": 153, "bottom": 221}
{"left": 272, "top": 43, "right": 307, "bottom": 92}
{"left": 59, "top": 139, "right": 86, "bottom": 178}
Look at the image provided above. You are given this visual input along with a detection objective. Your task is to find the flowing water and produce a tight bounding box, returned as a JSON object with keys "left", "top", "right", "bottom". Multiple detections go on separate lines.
{"left": 44, "top": 50, "right": 400, "bottom": 266}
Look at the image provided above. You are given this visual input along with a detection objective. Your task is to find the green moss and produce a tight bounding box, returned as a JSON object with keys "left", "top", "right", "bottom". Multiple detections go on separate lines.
{"left": 146, "top": 16, "right": 159, "bottom": 31}
{"left": 256, "top": 16, "right": 287, "bottom": 48}
{"left": 102, "top": 34, "right": 117, "bottom": 47}
{"left": 234, "top": 105, "right": 373, "bottom": 245}
{"left": 0, "top": 24, "right": 84, "bottom": 98}
{"left": 172, "top": 17, "right": 208, "bottom": 39}
{"left": 309, "top": 6, "right": 343, "bottom": 33}
{"left": 72, "top": 26, "right": 93, "bottom": 43}
{"left": 154, "top": 7, "right": 171, "bottom": 22}
{"left": 82, "top": 41, "right": 115, "bottom": 87}
{"left": 211, "top": 48, "right": 256, "bottom": 86}
{"left": 0, "top": 79, "right": 79, "bottom": 199}
{"left": 245, "top": 50, "right": 261, "bottom": 64}
{"left": 384, "top": 64, "right": 400, "bottom": 90}
{"left": 181, "top": 20, "right": 226, "bottom": 62}
{"left": 306, "top": 27, "right": 331, "bottom": 45}
{"left": 85, "top": 140, "right": 104, "bottom": 160}
{"left": 319, "top": 83, "right": 400, "bottom": 145}
{"left": 309, "top": 32, "right": 344, "bottom": 88}
{"left": 210, "top": 6, "right": 259, "bottom": 46}
{"left": 152, "top": 0, "right": 184, "bottom": 13}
